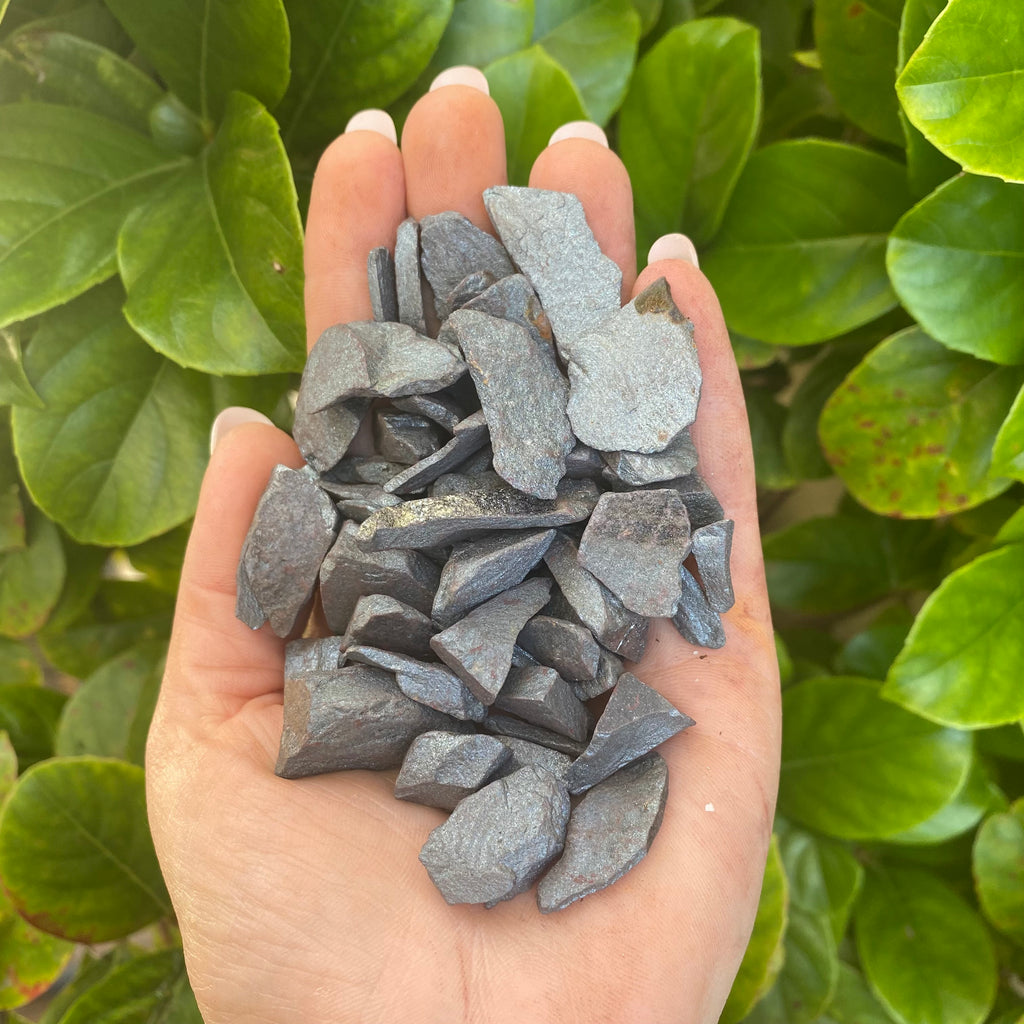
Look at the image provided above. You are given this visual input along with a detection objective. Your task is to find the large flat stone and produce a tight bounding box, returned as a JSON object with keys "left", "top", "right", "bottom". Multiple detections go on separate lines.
{"left": 284, "top": 636, "right": 346, "bottom": 677}
{"left": 395, "top": 731, "right": 511, "bottom": 810}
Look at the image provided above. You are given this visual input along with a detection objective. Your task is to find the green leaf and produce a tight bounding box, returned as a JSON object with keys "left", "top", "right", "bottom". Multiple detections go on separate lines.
{"left": 0, "top": 731, "right": 16, "bottom": 802}
{"left": 993, "top": 385, "right": 1024, "bottom": 480}
{"left": 125, "top": 522, "right": 190, "bottom": 593}
{"left": 974, "top": 798, "right": 1024, "bottom": 945}
{"left": 814, "top": 0, "right": 904, "bottom": 144}
{"left": 0, "top": 103, "right": 187, "bottom": 331}
{"left": 12, "top": 283, "right": 212, "bottom": 547}
{"left": 0, "top": 414, "right": 24, "bottom": 554}
{"left": 619, "top": 17, "right": 760, "bottom": 254}
{"left": 103, "top": 0, "right": 289, "bottom": 125}
{"left": 0, "top": 330, "right": 42, "bottom": 408}
{"left": 746, "top": 388, "right": 796, "bottom": 491}
{"left": 0, "top": 756, "right": 170, "bottom": 941}
{"left": 834, "top": 606, "right": 914, "bottom": 680}
{"left": 631, "top": 0, "right": 661, "bottom": 34}
{"left": 55, "top": 643, "right": 163, "bottom": 765}
{"left": 819, "top": 327, "right": 1024, "bottom": 517}
{"left": 855, "top": 865, "right": 998, "bottom": 1024}
{"left": 485, "top": 45, "right": 587, "bottom": 185}
{"left": 720, "top": 834, "right": 788, "bottom": 1024}
{"left": 119, "top": 92, "right": 306, "bottom": 376}
{"left": 0, "top": 683, "right": 66, "bottom": 770}
{"left": 821, "top": 964, "right": 905, "bottom": 1024}
{"left": 0, "top": 0, "right": 131, "bottom": 51}
{"left": 434, "top": 0, "right": 534, "bottom": 67}
{"left": 884, "top": 543, "right": 1024, "bottom": 729}
{"left": 780, "top": 676, "right": 973, "bottom": 840}
{"left": 887, "top": 175, "right": 1024, "bottom": 365}
{"left": 702, "top": 141, "right": 910, "bottom": 344}
{"left": 0, "top": 882, "right": 74, "bottom": 1011}
{"left": 40, "top": 535, "right": 106, "bottom": 635}
{"left": 279, "top": 0, "right": 453, "bottom": 157}
{"left": 0, "top": 507, "right": 64, "bottom": 637}
{"left": 897, "top": 0, "right": 1024, "bottom": 183}
{"left": 35, "top": 947, "right": 134, "bottom": 1024}
{"left": 995, "top": 507, "right": 1024, "bottom": 546}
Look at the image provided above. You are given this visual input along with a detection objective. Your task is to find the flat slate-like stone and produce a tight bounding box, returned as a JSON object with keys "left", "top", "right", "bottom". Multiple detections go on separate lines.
{"left": 322, "top": 457, "right": 407, "bottom": 487}
{"left": 577, "top": 490, "right": 692, "bottom": 617}
{"left": 419, "top": 765, "right": 570, "bottom": 906}
{"left": 563, "top": 278, "right": 700, "bottom": 454}
{"left": 395, "top": 731, "right": 511, "bottom": 810}
{"left": 368, "top": 246, "right": 398, "bottom": 322}
{"left": 237, "top": 465, "right": 339, "bottom": 636}
{"left": 429, "top": 469, "right": 505, "bottom": 497}
{"left": 446, "top": 269, "right": 498, "bottom": 312}
{"left": 492, "top": 736, "right": 573, "bottom": 781}
{"left": 320, "top": 521, "right": 441, "bottom": 632}
{"left": 656, "top": 472, "right": 724, "bottom": 530}
{"left": 383, "top": 411, "right": 490, "bottom": 495}
{"left": 483, "top": 186, "right": 622, "bottom": 351}
{"left": 275, "top": 665, "right": 457, "bottom": 779}
{"left": 671, "top": 565, "right": 726, "bottom": 649}
{"left": 432, "top": 528, "right": 555, "bottom": 627}
{"left": 493, "top": 665, "right": 590, "bottom": 741}
{"left": 392, "top": 393, "right": 464, "bottom": 434}
{"left": 517, "top": 615, "right": 600, "bottom": 683}
{"left": 356, "top": 479, "right": 598, "bottom": 550}
{"left": 394, "top": 217, "right": 426, "bottom": 334}
{"left": 462, "top": 273, "right": 554, "bottom": 350}
{"left": 543, "top": 533, "right": 649, "bottom": 662}
{"left": 442, "top": 309, "right": 573, "bottom": 499}
{"left": 537, "top": 754, "right": 669, "bottom": 913}
{"left": 572, "top": 648, "right": 623, "bottom": 702}
{"left": 481, "top": 714, "right": 587, "bottom": 757}
{"left": 564, "top": 442, "right": 606, "bottom": 479}
{"left": 566, "top": 672, "right": 693, "bottom": 794}
{"left": 373, "top": 409, "right": 444, "bottom": 465}
{"left": 285, "top": 635, "right": 346, "bottom": 677}
{"left": 344, "top": 594, "right": 435, "bottom": 659}
{"left": 690, "top": 519, "right": 735, "bottom": 613}
{"left": 430, "top": 578, "right": 551, "bottom": 704}
{"left": 292, "top": 391, "right": 369, "bottom": 474}
{"left": 334, "top": 488, "right": 403, "bottom": 523}
{"left": 603, "top": 428, "right": 698, "bottom": 486}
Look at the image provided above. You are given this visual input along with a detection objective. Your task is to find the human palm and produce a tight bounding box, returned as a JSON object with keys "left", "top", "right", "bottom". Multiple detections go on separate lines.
{"left": 146, "top": 77, "right": 781, "bottom": 1024}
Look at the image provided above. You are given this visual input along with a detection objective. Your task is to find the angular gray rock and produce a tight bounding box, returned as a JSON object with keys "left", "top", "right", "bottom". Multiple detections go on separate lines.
{"left": 322, "top": 457, "right": 407, "bottom": 487}
{"left": 656, "top": 472, "right": 724, "bottom": 530}
{"left": 395, "top": 731, "right": 511, "bottom": 810}
{"left": 603, "top": 428, "right": 699, "bottom": 486}
{"left": 429, "top": 469, "right": 506, "bottom": 497}
{"left": 566, "top": 672, "right": 694, "bottom": 794}
{"left": 481, "top": 714, "right": 587, "bottom": 757}
{"left": 333, "top": 487, "right": 403, "bottom": 523}
{"left": 373, "top": 409, "right": 444, "bottom": 465}
{"left": 431, "top": 528, "right": 555, "bottom": 627}
{"left": 462, "top": 273, "right": 554, "bottom": 350}
{"left": 344, "top": 594, "right": 435, "bottom": 660}
{"left": 419, "top": 765, "right": 570, "bottom": 906}
{"left": 442, "top": 309, "right": 573, "bottom": 499}
{"left": 368, "top": 246, "right": 398, "bottom": 322}
{"left": 542, "top": 532, "right": 649, "bottom": 662}
{"left": 319, "top": 521, "right": 441, "bottom": 632}
{"left": 275, "top": 665, "right": 457, "bottom": 778}
{"left": 394, "top": 217, "right": 426, "bottom": 334}
{"left": 446, "top": 269, "right": 498, "bottom": 312}
{"left": 493, "top": 665, "right": 590, "bottom": 742}
{"left": 392, "top": 393, "right": 464, "bottom": 434}
{"left": 292, "top": 390, "right": 369, "bottom": 474}
{"left": 237, "top": 465, "right": 339, "bottom": 636}
{"left": 572, "top": 648, "right": 623, "bottom": 702}
{"left": 690, "top": 519, "right": 735, "bottom": 613}
{"left": 383, "top": 411, "right": 490, "bottom": 495}
{"left": 563, "top": 278, "right": 700, "bottom": 454}
{"left": 537, "top": 754, "right": 669, "bottom": 913}
{"left": 671, "top": 565, "right": 726, "bottom": 649}
{"left": 492, "top": 736, "right": 573, "bottom": 781}
{"left": 517, "top": 615, "right": 600, "bottom": 683}
{"left": 577, "top": 490, "right": 692, "bottom": 617}
{"left": 431, "top": 578, "right": 551, "bottom": 704}
{"left": 564, "top": 442, "right": 606, "bottom": 479}
{"left": 284, "top": 635, "right": 346, "bottom": 677}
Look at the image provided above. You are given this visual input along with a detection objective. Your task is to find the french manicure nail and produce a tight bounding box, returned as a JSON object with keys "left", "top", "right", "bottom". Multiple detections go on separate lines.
{"left": 344, "top": 109, "right": 398, "bottom": 145}
{"left": 548, "top": 121, "right": 609, "bottom": 147}
{"left": 210, "top": 407, "right": 275, "bottom": 455}
{"left": 647, "top": 233, "right": 700, "bottom": 269}
{"left": 429, "top": 65, "right": 490, "bottom": 95}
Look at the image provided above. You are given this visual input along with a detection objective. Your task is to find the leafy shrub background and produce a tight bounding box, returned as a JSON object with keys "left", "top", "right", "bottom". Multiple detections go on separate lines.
{"left": 0, "top": 0, "right": 1021, "bottom": 1020}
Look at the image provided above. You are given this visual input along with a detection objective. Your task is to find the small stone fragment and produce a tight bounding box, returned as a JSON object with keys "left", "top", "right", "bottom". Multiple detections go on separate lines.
{"left": 431, "top": 528, "right": 555, "bottom": 627}
{"left": 368, "top": 246, "right": 398, "bottom": 322}
{"left": 492, "top": 736, "right": 573, "bottom": 780}
{"left": 320, "top": 521, "right": 441, "bottom": 631}
{"left": 603, "top": 428, "right": 699, "bottom": 486}
{"left": 383, "top": 411, "right": 490, "bottom": 495}
{"left": 442, "top": 309, "right": 573, "bottom": 499}
{"left": 481, "top": 714, "right": 588, "bottom": 757}
{"left": 510, "top": 644, "right": 541, "bottom": 668}
{"left": 462, "top": 273, "right": 553, "bottom": 349}
{"left": 285, "top": 636, "right": 346, "bottom": 677}
{"left": 537, "top": 754, "right": 668, "bottom": 913}
{"left": 292, "top": 391, "right": 369, "bottom": 474}
{"left": 446, "top": 269, "right": 497, "bottom": 312}
{"left": 566, "top": 672, "right": 694, "bottom": 794}
{"left": 493, "top": 665, "right": 590, "bottom": 742}
{"left": 316, "top": 480, "right": 402, "bottom": 522}
{"left": 542, "top": 533, "right": 649, "bottom": 662}
{"left": 671, "top": 565, "right": 726, "bottom": 649}
{"left": 656, "top": 472, "right": 724, "bottom": 530}
{"left": 395, "top": 731, "right": 511, "bottom": 810}
{"left": 419, "top": 765, "right": 570, "bottom": 906}
{"left": 691, "top": 519, "right": 735, "bottom": 613}
{"left": 322, "top": 457, "right": 408, "bottom": 487}
{"left": 431, "top": 578, "right": 552, "bottom": 704}
{"left": 237, "top": 465, "right": 339, "bottom": 636}
{"left": 395, "top": 217, "right": 426, "bottom": 334}
{"left": 276, "top": 665, "right": 457, "bottom": 778}
{"left": 564, "top": 442, "right": 606, "bottom": 479}
{"left": 344, "top": 594, "right": 435, "bottom": 659}
{"left": 563, "top": 278, "right": 700, "bottom": 454}
{"left": 373, "top": 409, "right": 444, "bottom": 465}
{"left": 577, "top": 490, "right": 692, "bottom": 617}
{"left": 429, "top": 470, "right": 506, "bottom": 497}
{"left": 517, "top": 615, "right": 600, "bottom": 683}
{"left": 572, "top": 649, "right": 623, "bottom": 702}
{"left": 393, "top": 393, "right": 464, "bottom": 433}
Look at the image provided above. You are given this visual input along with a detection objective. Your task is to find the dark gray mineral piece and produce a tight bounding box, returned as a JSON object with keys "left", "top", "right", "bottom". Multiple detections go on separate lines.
{"left": 373, "top": 409, "right": 444, "bottom": 465}
{"left": 331, "top": 485, "right": 403, "bottom": 523}
{"left": 344, "top": 593, "right": 436, "bottom": 660}
{"left": 446, "top": 269, "right": 498, "bottom": 312}
{"left": 563, "top": 442, "right": 606, "bottom": 479}
{"left": 577, "top": 489, "right": 692, "bottom": 618}
{"left": 418, "top": 765, "right": 570, "bottom": 906}
{"left": 275, "top": 664, "right": 456, "bottom": 779}
{"left": 284, "top": 635, "right": 346, "bottom": 677}
{"left": 690, "top": 519, "right": 735, "bottom": 613}
{"left": 322, "top": 457, "right": 408, "bottom": 487}
{"left": 671, "top": 565, "right": 726, "bottom": 650}
{"left": 368, "top": 246, "right": 398, "bottom": 322}
{"left": 395, "top": 731, "right": 511, "bottom": 810}
{"left": 572, "top": 648, "right": 623, "bottom": 702}
{"left": 516, "top": 615, "right": 600, "bottom": 683}
{"left": 237, "top": 465, "right": 339, "bottom": 637}
{"left": 603, "top": 428, "right": 698, "bottom": 487}
{"left": 394, "top": 216, "right": 426, "bottom": 334}
{"left": 462, "top": 273, "right": 554, "bottom": 350}
{"left": 481, "top": 714, "right": 587, "bottom": 757}
{"left": 493, "top": 665, "right": 590, "bottom": 742}
{"left": 566, "top": 672, "right": 693, "bottom": 795}
{"left": 492, "top": 736, "right": 573, "bottom": 781}
{"left": 563, "top": 278, "right": 700, "bottom": 455}
{"left": 537, "top": 754, "right": 669, "bottom": 913}
{"left": 656, "top": 472, "right": 724, "bottom": 531}
{"left": 392, "top": 393, "right": 464, "bottom": 434}
{"left": 291, "top": 389, "right": 369, "bottom": 475}
{"left": 429, "top": 469, "right": 505, "bottom": 497}
{"left": 383, "top": 411, "right": 490, "bottom": 496}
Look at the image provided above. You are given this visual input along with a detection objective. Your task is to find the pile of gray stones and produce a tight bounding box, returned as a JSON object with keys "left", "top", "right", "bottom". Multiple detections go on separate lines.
{"left": 236, "top": 186, "right": 734, "bottom": 913}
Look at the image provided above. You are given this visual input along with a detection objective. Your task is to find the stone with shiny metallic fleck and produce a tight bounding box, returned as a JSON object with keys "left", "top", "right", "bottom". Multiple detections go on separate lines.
{"left": 690, "top": 519, "right": 735, "bottom": 613}
{"left": 368, "top": 246, "right": 398, "bottom": 322}
{"left": 671, "top": 565, "right": 726, "bottom": 649}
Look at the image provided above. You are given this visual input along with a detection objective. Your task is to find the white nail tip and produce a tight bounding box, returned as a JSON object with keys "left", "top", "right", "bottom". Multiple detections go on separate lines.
{"left": 429, "top": 66, "right": 490, "bottom": 95}
{"left": 344, "top": 109, "right": 398, "bottom": 144}
{"left": 210, "top": 407, "right": 274, "bottom": 455}
{"left": 647, "top": 233, "right": 700, "bottom": 269}
{"left": 548, "top": 121, "right": 609, "bottom": 147}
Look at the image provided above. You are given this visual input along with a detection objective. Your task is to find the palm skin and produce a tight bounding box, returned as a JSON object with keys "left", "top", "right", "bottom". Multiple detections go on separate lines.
{"left": 146, "top": 83, "right": 781, "bottom": 1024}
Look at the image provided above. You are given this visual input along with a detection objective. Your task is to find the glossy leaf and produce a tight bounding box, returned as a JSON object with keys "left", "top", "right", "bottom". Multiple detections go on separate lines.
{"left": 0, "top": 414, "right": 24, "bottom": 554}
{"left": 119, "top": 92, "right": 306, "bottom": 375}
{"left": 12, "top": 283, "right": 212, "bottom": 546}
{"left": 993, "top": 385, "right": 1024, "bottom": 480}
{"left": 619, "top": 17, "right": 760, "bottom": 253}
{"left": 0, "top": 507, "right": 64, "bottom": 637}
{"left": 0, "top": 329, "right": 42, "bottom": 408}
{"left": 433, "top": 0, "right": 533, "bottom": 67}
{"left": 780, "top": 676, "right": 972, "bottom": 839}
{"left": 885, "top": 543, "right": 1024, "bottom": 728}
{"left": 974, "top": 799, "right": 1024, "bottom": 945}
{"left": 887, "top": 175, "right": 1024, "bottom": 365}
{"left": 0, "top": 103, "right": 187, "bottom": 330}
{"left": 0, "top": 683, "right": 65, "bottom": 769}
{"left": 822, "top": 964, "right": 906, "bottom": 1024}
{"left": 0, "top": 756, "right": 171, "bottom": 941}
{"left": 0, "top": 638, "right": 40, "bottom": 687}
{"left": 39, "top": 535, "right": 107, "bottom": 636}
{"left": 855, "top": 866, "right": 998, "bottom": 1024}
{"left": 747, "top": 388, "right": 797, "bottom": 491}
{"left": 103, "top": 0, "right": 289, "bottom": 124}
{"left": 125, "top": 522, "right": 190, "bottom": 593}
{"left": 834, "top": 606, "right": 914, "bottom": 680}
{"left": 0, "top": 883, "right": 74, "bottom": 1011}
{"left": 0, "top": 730, "right": 14, "bottom": 801}
{"left": 819, "top": 328, "right": 1024, "bottom": 517}
{"left": 702, "top": 141, "right": 909, "bottom": 344}
{"left": 0, "top": 0, "right": 131, "bottom": 50}
{"left": 35, "top": 948, "right": 134, "bottom": 1024}
{"left": 897, "top": 0, "right": 1024, "bottom": 182}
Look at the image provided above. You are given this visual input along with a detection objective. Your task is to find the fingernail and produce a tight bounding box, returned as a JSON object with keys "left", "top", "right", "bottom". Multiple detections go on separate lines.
{"left": 344, "top": 108, "right": 398, "bottom": 145}
{"left": 647, "top": 233, "right": 700, "bottom": 269}
{"left": 429, "top": 65, "right": 490, "bottom": 95}
{"left": 210, "top": 407, "right": 274, "bottom": 455}
{"left": 548, "top": 121, "right": 608, "bottom": 147}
